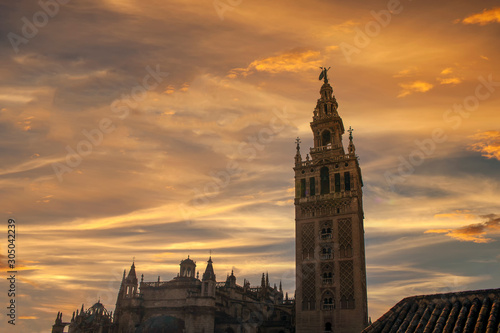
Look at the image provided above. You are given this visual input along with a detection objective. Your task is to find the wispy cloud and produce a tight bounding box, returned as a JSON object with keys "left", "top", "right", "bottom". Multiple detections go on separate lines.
{"left": 426, "top": 214, "right": 500, "bottom": 243}
{"left": 437, "top": 77, "right": 462, "bottom": 85}
{"left": 436, "top": 67, "right": 462, "bottom": 85}
{"left": 468, "top": 130, "right": 500, "bottom": 161}
{"left": 434, "top": 210, "right": 476, "bottom": 220}
{"left": 459, "top": 7, "right": 500, "bottom": 25}
{"left": 329, "top": 20, "right": 359, "bottom": 33}
{"left": 393, "top": 67, "right": 418, "bottom": 78}
{"left": 397, "top": 81, "right": 434, "bottom": 97}
{"left": 227, "top": 49, "right": 322, "bottom": 78}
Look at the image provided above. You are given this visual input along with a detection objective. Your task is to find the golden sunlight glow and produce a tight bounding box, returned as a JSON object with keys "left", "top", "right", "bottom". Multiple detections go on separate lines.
{"left": 397, "top": 80, "right": 434, "bottom": 97}
{"left": 461, "top": 7, "right": 500, "bottom": 25}
{"left": 426, "top": 215, "right": 500, "bottom": 243}
{"left": 227, "top": 49, "right": 322, "bottom": 78}
{"left": 468, "top": 130, "right": 500, "bottom": 160}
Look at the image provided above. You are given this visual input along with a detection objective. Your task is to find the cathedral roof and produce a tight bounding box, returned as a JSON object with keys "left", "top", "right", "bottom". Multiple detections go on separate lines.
{"left": 362, "top": 288, "right": 500, "bottom": 333}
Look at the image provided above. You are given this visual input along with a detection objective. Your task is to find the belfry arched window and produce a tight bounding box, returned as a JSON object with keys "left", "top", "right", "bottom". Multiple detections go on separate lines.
{"left": 322, "top": 291, "right": 334, "bottom": 310}
{"left": 321, "top": 130, "right": 331, "bottom": 146}
{"left": 321, "top": 246, "right": 332, "bottom": 260}
{"left": 320, "top": 167, "right": 330, "bottom": 194}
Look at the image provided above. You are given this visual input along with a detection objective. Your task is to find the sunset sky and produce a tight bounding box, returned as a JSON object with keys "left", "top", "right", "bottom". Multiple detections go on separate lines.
{"left": 1, "top": 0, "right": 500, "bottom": 332}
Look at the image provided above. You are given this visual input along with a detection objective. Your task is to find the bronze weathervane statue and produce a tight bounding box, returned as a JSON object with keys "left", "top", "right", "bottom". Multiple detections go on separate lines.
{"left": 319, "top": 66, "right": 331, "bottom": 83}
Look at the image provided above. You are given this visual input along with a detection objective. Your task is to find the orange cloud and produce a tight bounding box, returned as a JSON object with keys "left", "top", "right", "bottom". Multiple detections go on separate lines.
{"left": 436, "top": 67, "right": 462, "bottom": 85}
{"left": 440, "top": 68, "right": 453, "bottom": 75}
{"left": 426, "top": 215, "right": 500, "bottom": 243}
{"left": 468, "top": 130, "right": 500, "bottom": 161}
{"left": 397, "top": 81, "right": 434, "bottom": 97}
{"left": 460, "top": 7, "right": 500, "bottom": 25}
{"left": 228, "top": 49, "right": 322, "bottom": 78}
{"left": 329, "top": 20, "right": 359, "bottom": 33}
{"left": 393, "top": 67, "right": 418, "bottom": 78}
{"left": 437, "top": 77, "right": 462, "bottom": 85}
{"left": 434, "top": 210, "right": 476, "bottom": 220}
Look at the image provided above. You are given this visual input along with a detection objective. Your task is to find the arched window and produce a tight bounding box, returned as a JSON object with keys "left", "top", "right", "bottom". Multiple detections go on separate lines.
{"left": 322, "top": 292, "right": 334, "bottom": 310}
{"left": 322, "top": 130, "right": 331, "bottom": 146}
{"left": 321, "top": 227, "right": 332, "bottom": 240}
{"left": 320, "top": 167, "right": 330, "bottom": 194}
{"left": 310, "top": 177, "right": 316, "bottom": 196}
{"left": 321, "top": 247, "right": 332, "bottom": 260}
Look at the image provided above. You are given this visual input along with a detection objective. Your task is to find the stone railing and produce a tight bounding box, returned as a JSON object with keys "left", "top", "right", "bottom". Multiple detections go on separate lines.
{"left": 296, "top": 189, "right": 358, "bottom": 203}
{"left": 141, "top": 281, "right": 170, "bottom": 288}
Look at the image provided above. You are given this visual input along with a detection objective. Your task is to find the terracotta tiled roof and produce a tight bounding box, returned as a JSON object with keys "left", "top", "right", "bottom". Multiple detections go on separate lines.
{"left": 363, "top": 288, "right": 500, "bottom": 333}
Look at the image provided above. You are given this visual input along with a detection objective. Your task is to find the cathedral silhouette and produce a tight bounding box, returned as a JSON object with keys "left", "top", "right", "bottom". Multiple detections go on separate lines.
{"left": 52, "top": 73, "right": 500, "bottom": 333}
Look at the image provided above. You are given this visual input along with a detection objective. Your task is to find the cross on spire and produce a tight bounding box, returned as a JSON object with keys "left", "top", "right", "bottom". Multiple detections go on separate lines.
{"left": 348, "top": 126, "right": 354, "bottom": 140}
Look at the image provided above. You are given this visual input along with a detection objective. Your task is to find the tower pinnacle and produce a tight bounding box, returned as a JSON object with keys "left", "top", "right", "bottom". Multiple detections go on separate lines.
{"left": 295, "top": 137, "right": 302, "bottom": 166}
{"left": 348, "top": 126, "right": 356, "bottom": 155}
{"left": 319, "top": 66, "right": 331, "bottom": 84}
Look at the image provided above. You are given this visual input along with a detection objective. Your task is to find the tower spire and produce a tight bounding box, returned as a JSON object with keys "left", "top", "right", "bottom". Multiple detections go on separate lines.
{"left": 202, "top": 257, "right": 215, "bottom": 281}
{"left": 348, "top": 126, "right": 356, "bottom": 155}
{"left": 295, "top": 137, "right": 302, "bottom": 166}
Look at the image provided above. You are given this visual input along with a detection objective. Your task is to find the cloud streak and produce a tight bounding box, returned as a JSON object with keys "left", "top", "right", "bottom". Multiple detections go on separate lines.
{"left": 397, "top": 80, "right": 434, "bottom": 97}
{"left": 468, "top": 130, "right": 500, "bottom": 161}
{"left": 460, "top": 7, "right": 500, "bottom": 25}
{"left": 426, "top": 214, "right": 500, "bottom": 243}
{"left": 227, "top": 49, "right": 322, "bottom": 78}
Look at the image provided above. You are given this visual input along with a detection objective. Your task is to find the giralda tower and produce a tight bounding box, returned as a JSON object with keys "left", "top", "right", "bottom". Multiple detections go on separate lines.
{"left": 294, "top": 68, "right": 368, "bottom": 332}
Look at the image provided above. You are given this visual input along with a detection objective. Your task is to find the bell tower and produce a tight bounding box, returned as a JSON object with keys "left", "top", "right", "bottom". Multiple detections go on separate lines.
{"left": 294, "top": 68, "right": 368, "bottom": 333}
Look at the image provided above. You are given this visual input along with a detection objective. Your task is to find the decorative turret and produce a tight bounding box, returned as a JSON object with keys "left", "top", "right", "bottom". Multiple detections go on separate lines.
{"left": 123, "top": 261, "right": 138, "bottom": 297}
{"left": 179, "top": 256, "right": 196, "bottom": 279}
{"left": 226, "top": 270, "right": 236, "bottom": 288}
{"left": 201, "top": 257, "right": 216, "bottom": 297}
{"left": 259, "top": 273, "right": 269, "bottom": 299}
{"left": 126, "top": 261, "right": 138, "bottom": 284}
{"left": 295, "top": 137, "right": 302, "bottom": 166}
{"left": 51, "top": 312, "right": 65, "bottom": 333}
{"left": 67, "top": 301, "right": 113, "bottom": 333}
{"left": 309, "top": 67, "right": 346, "bottom": 159}
{"left": 348, "top": 126, "right": 356, "bottom": 155}
{"left": 202, "top": 256, "right": 215, "bottom": 281}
